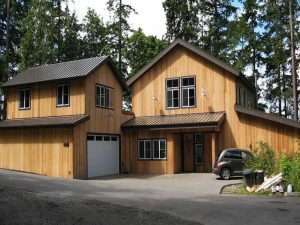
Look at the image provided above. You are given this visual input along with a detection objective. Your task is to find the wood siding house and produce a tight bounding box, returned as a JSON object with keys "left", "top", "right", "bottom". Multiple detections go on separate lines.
{"left": 0, "top": 39, "right": 299, "bottom": 179}
{"left": 0, "top": 57, "right": 131, "bottom": 179}
{"left": 121, "top": 39, "right": 300, "bottom": 174}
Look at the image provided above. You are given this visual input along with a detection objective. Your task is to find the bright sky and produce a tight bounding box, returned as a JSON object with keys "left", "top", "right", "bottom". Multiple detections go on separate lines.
{"left": 68, "top": 0, "right": 167, "bottom": 38}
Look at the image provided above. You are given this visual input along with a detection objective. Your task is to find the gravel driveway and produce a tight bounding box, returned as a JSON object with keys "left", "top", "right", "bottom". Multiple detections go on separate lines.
{"left": 0, "top": 169, "right": 299, "bottom": 225}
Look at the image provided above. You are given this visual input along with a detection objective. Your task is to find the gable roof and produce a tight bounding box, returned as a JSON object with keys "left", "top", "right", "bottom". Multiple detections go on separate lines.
{"left": 235, "top": 105, "right": 300, "bottom": 129}
{"left": 127, "top": 39, "right": 254, "bottom": 91}
{"left": 2, "top": 57, "right": 127, "bottom": 90}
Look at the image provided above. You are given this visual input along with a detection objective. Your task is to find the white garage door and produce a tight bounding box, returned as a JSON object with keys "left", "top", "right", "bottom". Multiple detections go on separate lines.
{"left": 87, "top": 134, "right": 119, "bottom": 178}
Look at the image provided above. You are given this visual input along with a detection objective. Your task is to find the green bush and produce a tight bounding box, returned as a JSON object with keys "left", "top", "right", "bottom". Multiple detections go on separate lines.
{"left": 279, "top": 154, "right": 300, "bottom": 192}
{"left": 246, "top": 142, "right": 278, "bottom": 176}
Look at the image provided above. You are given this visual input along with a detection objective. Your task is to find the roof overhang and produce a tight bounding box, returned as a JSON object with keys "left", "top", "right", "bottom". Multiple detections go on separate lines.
{"left": 122, "top": 112, "right": 225, "bottom": 132}
{"left": 0, "top": 115, "right": 89, "bottom": 128}
{"left": 127, "top": 39, "right": 255, "bottom": 92}
{"left": 235, "top": 105, "right": 300, "bottom": 129}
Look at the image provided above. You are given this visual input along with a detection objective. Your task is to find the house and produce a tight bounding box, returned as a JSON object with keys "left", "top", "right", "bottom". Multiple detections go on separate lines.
{"left": 0, "top": 57, "right": 131, "bottom": 179}
{"left": 121, "top": 39, "right": 300, "bottom": 174}
{"left": 0, "top": 39, "right": 299, "bottom": 179}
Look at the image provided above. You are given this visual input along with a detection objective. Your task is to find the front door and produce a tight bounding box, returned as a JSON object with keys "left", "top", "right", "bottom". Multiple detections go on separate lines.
{"left": 183, "top": 134, "right": 194, "bottom": 172}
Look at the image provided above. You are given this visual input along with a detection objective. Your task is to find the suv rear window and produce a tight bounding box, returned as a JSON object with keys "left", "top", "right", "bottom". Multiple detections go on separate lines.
{"left": 223, "top": 150, "right": 242, "bottom": 160}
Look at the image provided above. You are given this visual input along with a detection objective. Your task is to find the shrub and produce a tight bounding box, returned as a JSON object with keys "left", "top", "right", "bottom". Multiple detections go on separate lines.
{"left": 246, "top": 142, "right": 278, "bottom": 176}
{"left": 279, "top": 154, "right": 300, "bottom": 192}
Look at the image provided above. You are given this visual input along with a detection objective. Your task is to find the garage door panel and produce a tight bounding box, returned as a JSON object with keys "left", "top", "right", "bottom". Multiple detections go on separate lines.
{"left": 87, "top": 135, "right": 119, "bottom": 178}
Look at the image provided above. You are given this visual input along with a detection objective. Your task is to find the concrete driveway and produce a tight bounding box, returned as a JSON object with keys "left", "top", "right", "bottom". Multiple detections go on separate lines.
{"left": 0, "top": 169, "right": 299, "bottom": 225}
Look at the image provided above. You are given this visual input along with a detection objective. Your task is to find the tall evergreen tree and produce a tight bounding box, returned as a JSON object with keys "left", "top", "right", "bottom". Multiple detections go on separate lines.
{"left": 82, "top": 8, "right": 108, "bottom": 58}
{"left": 162, "top": 0, "right": 200, "bottom": 44}
{"left": 106, "top": 0, "right": 136, "bottom": 77}
{"left": 60, "top": 6, "right": 82, "bottom": 61}
{"left": 0, "top": 0, "right": 31, "bottom": 79}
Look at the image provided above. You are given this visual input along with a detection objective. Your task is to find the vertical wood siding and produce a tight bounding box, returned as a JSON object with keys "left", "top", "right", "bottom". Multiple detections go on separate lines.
{"left": 0, "top": 127, "right": 73, "bottom": 178}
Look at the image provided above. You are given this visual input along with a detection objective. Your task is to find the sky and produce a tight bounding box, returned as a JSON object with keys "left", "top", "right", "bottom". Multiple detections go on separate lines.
{"left": 69, "top": 0, "right": 167, "bottom": 38}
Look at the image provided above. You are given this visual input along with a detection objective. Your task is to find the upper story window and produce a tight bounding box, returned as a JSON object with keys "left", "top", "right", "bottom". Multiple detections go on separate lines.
{"left": 57, "top": 84, "right": 70, "bottom": 107}
{"left": 166, "top": 76, "right": 196, "bottom": 109}
{"left": 19, "top": 89, "right": 31, "bottom": 110}
{"left": 181, "top": 77, "right": 196, "bottom": 107}
{"left": 166, "top": 78, "right": 180, "bottom": 108}
{"left": 96, "top": 84, "right": 113, "bottom": 109}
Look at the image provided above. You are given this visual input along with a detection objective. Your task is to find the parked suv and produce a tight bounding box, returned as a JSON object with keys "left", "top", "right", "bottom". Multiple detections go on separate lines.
{"left": 213, "top": 148, "right": 253, "bottom": 180}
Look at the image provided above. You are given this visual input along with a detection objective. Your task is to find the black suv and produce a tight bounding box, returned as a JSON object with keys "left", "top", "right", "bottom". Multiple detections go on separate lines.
{"left": 213, "top": 148, "right": 253, "bottom": 180}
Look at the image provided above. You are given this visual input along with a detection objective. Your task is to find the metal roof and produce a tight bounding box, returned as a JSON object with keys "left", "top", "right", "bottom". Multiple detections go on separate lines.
{"left": 122, "top": 112, "right": 225, "bottom": 129}
{"left": 2, "top": 57, "right": 127, "bottom": 90}
{"left": 0, "top": 115, "right": 89, "bottom": 128}
{"left": 127, "top": 39, "right": 254, "bottom": 91}
{"left": 235, "top": 105, "right": 300, "bottom": 129}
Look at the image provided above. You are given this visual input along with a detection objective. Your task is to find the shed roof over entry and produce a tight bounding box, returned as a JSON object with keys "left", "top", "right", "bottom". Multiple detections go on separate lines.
{"left": 122, "top": 112, "right": 225, "bottom": 130}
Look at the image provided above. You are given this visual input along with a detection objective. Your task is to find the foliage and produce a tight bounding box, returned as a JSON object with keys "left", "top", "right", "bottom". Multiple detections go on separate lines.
{"left": 162, "top": 0, "right": 200, "bottom": 44}
{"left": 125, "top": 29, "right": 167, "bottom": 77}
{"left": 246, "top": 142, "right": 278, "bottom": 176}
{"left": 279, "top": 154, "right": 300, "bottom": 192}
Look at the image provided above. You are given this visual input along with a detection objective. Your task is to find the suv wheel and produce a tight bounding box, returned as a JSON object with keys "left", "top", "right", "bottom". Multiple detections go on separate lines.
{"left": 220, "top": 168, "right": 231, "bottom": 180}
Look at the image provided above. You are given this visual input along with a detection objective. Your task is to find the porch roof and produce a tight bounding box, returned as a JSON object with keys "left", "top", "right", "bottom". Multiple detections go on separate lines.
{"left": 122, "top": 112, "right": 225, "bottom": 130}
{"left": 0, "top": 115, "right": 89, "bottom": 128}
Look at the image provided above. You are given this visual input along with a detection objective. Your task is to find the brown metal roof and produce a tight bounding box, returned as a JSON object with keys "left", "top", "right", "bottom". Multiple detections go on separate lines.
{"left": 0, "top": 115, "right": 89, "bottom": 128}
{"left": 127, "top": 39, "right": 254, "bottom": 91}
{"left": 235, "top": 105, "right": 300, "bottom": 129}
{"left": 122, "top": 112, "right": 225, "bottom": 129}
{"left": 2, "top": 57, "right": 127, "bottom": 90}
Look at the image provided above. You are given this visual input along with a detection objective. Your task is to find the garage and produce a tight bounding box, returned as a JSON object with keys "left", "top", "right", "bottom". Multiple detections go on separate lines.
{"left": 87, "top": 134, "right": 120, "bottom": 178}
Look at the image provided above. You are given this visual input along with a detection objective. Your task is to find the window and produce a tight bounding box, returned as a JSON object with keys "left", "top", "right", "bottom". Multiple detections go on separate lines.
{"left": 224, "top": 150, "right": 242, "bottom": 160}
{"left": 194, "top": 134, "right": 204, "bottom": 164}
{"left": 19, "top": 89, "right": 31, "bottom": 109}
{"left": 138, "top": 139, "right": 167, "bottom": 160}
{"left": 166, "top": 78, "right": 180, "bottom": 108}
{"left": 96, "top": 85, "right": 113, "bottom": 108}
{"left": 181, "top": 77, "right": 196, "bottom": 107}
{"left": 57, "top": 84, "right": 70, "bottom": 106}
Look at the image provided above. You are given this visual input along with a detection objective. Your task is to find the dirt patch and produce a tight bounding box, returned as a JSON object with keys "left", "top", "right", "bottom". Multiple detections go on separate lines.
{"left": 0, "top": 185, "right": 202, "bottom": 225}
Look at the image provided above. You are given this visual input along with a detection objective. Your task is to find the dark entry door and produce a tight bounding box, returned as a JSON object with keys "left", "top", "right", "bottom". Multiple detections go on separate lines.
{"left": 183, "top": 134, "right": 194, "bottom": 172}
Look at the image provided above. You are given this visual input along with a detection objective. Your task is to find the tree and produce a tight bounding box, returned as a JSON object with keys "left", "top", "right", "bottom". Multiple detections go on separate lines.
{"left": 60, "top": 6, "right": 82, "bottom": 61}
{"left": 106, "top": 0, "right": 136, "bottom": 77}
{"left": 81, "top": 8, "right": 108, "bottom": 58}
{"left": 0, "top": 0, "right": 31, "bottom": 80}
{"left": 126, "top": 28, "right": 167, "bottom": 77}
{"left": 20, "top": 0, "right": 58, "bottom": 69}
{"left": 162, "top": 0, "right": 200, "bottom": 44}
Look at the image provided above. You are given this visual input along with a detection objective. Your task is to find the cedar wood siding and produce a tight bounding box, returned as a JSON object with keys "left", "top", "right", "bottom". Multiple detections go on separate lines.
{"left": 6, "top": 79, "right": 85, "bottom": 119}
{"left": 73, "top": 63, "right": 130, "bottom": 179}
{"left": 0, "top": 127, "right": 73, "bottom": 178}
{"left": 126, "top": 45, "right": 299, "bottom": 174}
{"left": 1, "top": 62, "right": 130, "bottom": 179}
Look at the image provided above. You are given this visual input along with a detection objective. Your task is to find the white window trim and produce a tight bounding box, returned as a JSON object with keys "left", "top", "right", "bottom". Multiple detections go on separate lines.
{"left": 138, "top": 139, "right": 167, "bottom": 160}
{"left": 96, "top": 84, "right": 113, "bottom": 109}
{"left": 181, "top": 77, "right": 196, "bottom": 108}
{"left": 166, "top": 78, "right": 180, "bottom": 109}
{"left": 19, "top": 88, "right": 31, "bottom": 110}
{"left": 56, "top": 84, "right": 70, "bottom": 107}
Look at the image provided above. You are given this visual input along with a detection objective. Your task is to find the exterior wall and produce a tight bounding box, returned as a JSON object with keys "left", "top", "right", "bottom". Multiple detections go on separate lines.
{"left": 128, "top": 45, "right": 299, "bottom": 174}
{"left": 72, "top": 64, "right": 131, "bottom": 179}
{"left": 122, "top": 129, "right": 182, "bottom": 174}
{"left": 0, "top": 127, "right": 73, "bottom": 178}
{"left": 6, "top": 79, "right": 85, "bottom": 119}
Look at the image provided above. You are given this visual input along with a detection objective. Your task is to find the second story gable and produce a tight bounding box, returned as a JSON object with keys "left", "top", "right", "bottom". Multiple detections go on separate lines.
{"left": 127, "top": 39, "right": 256, "bottom": 117}
{"left": 3, "top": 57, "right": 127, "bottom": 120}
